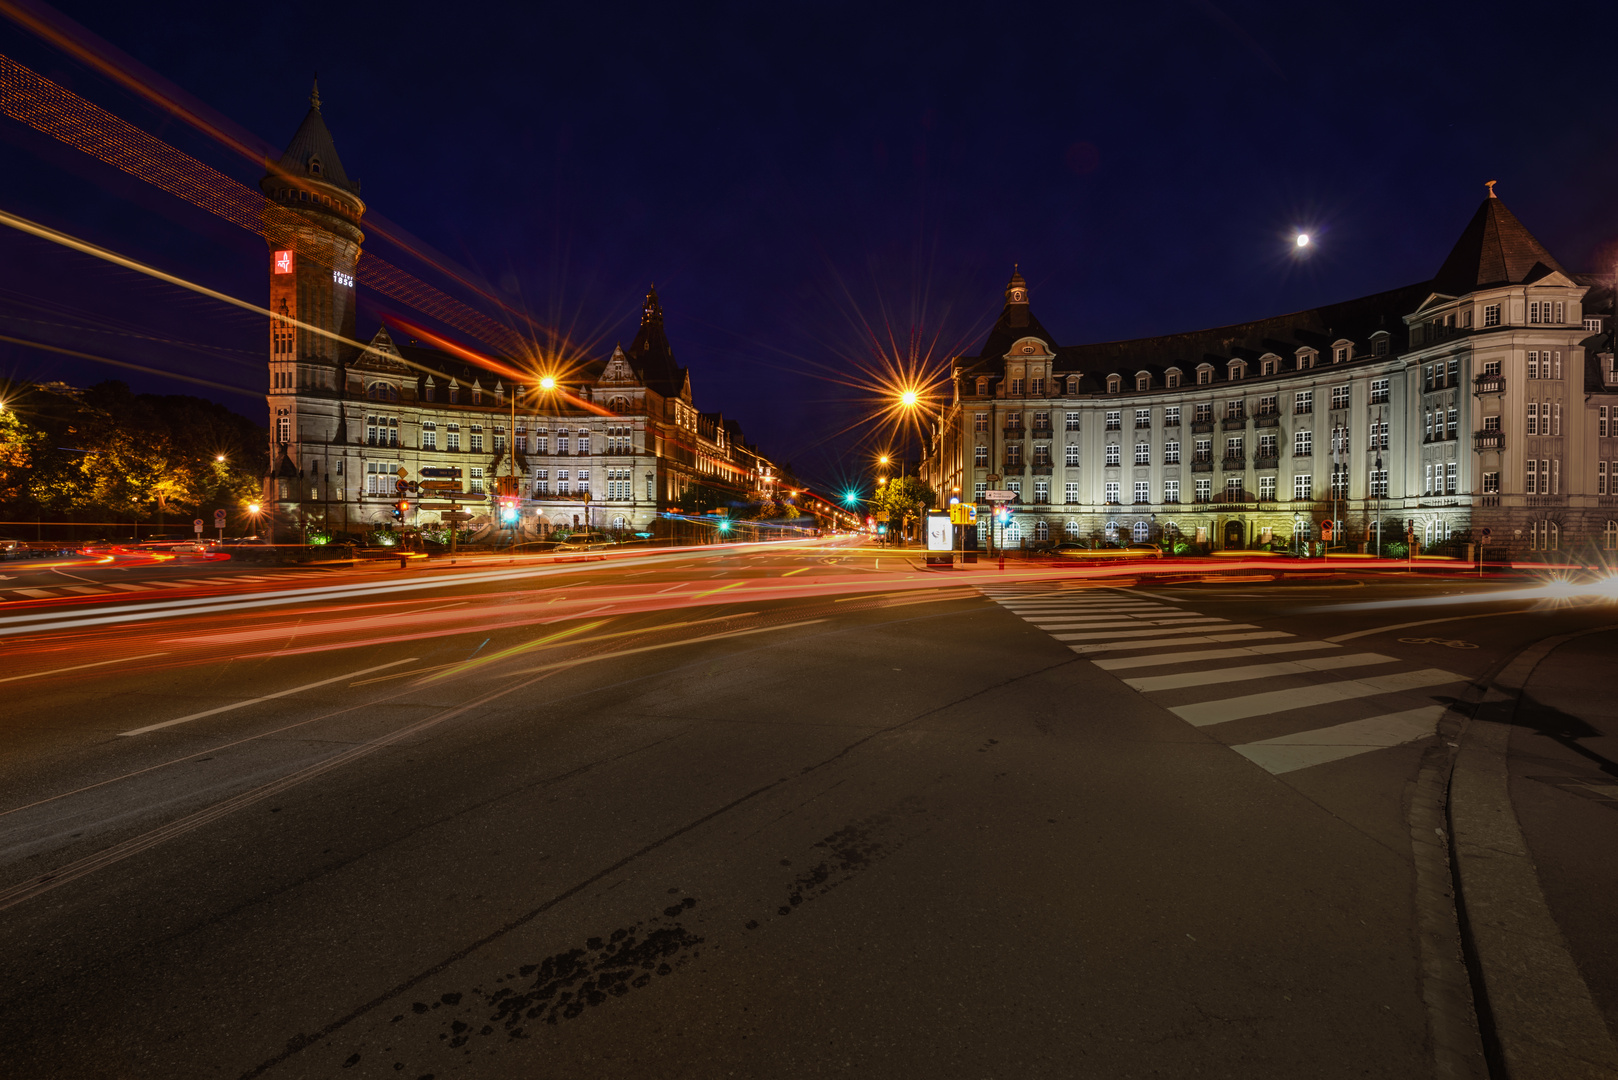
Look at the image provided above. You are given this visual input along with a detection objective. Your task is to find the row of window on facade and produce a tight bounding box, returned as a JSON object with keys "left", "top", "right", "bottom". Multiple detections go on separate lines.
{"left": 973, "top": 383, "right": 1394, "bottom": 434}
{"left": 358, "top": 419, "right": 637, "bottom": 455}
{"left": 967, "top": 470, "right": 1391, "bottom": 507}
{"left": 363, "top": 378, "right": 634, "bottom": 415}
{"left": 977, "top": 424, "right": 1391, "bottom": 468}
{"left": 971, "top": 341, "right": 1399, "bottom": 398}
{"left": 529, "top": 468, "right": 653, "bottom": 501}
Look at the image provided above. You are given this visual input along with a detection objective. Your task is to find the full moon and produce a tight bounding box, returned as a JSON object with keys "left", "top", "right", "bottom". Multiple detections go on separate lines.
{"left": 1295, "top": 233, "right": 1311, "bottom": 248}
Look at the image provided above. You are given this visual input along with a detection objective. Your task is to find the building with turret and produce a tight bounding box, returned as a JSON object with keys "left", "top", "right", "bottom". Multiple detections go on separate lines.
{"left": 258, "top": 86, "right": 806, "bottom": 540}
{"left": 921, "top": 190, "right": 1618, "bottom": 558}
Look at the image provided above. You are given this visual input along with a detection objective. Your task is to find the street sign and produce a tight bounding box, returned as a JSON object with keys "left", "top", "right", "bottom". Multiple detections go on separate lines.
{"left": 395, "top": 479, "right": 408, "bottom": 493}
{"left": 949, "top": 504, "right": 978, "bottom": 525}
{"left": 419, "top": 467, "right": 462, "bottom": 478}
{"left": 984, "top": 489, "right": 1017, "bottom": 502}
{"left": 213, "top": 509, "right": 226, "bottom": 526}
{"left": 419, "top": 480, "right": 463, "bottom": 491}
{"left": 1481, "top": 528, "right": 1491, "bottom": 540}
{"left": 443, "top": 511, "right": 473, "bottom": 523}
{"left": 396, "top": 467, "right": 408, "bottom": 479}
{"left": 874, "top": 510, "right": 890, "bottom": 522}
{"left": 193, "top": 517, "right": 203, "bottom": 536}
{"left": 1320, "top": 521, "right": 1334, "bottom": 541}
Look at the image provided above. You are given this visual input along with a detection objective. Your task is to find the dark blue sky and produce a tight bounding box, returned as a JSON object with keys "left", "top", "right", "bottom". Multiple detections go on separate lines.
{"left": 2, "top": 0, "right": 1615, "bottom": 488}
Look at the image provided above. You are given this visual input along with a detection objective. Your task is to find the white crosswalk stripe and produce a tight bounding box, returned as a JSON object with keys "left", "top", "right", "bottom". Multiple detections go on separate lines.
{"left": 982, "top": 584, "right": 1456, "bottom": 775}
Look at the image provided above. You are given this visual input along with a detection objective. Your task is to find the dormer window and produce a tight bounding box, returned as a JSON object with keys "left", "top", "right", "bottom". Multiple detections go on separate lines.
{"left": 1331, "top": 340, "right": 1352, "bottom": 364}
{"left": 309, "top": 157, "right": 322, "bottom": 176}
{"left": 1196, "top": 365, "right": 1213, "bottom": 385}
{"left": 1066, "top": 376, "right": 1079, "bottom": 394}
{"left": 472, "top": 385, "right": 483, "bottom": 405}
{"left": 1136, "top": 373, "right": 1151, "bottom": 391}
{"left": 1260, "top": 354, "right": 1280, "bottom": 377}
{"left": 1021, "top": 343, "right": 1036, "bottom": 355}
{"left": 424, "top": 378, "right": 436, "bottom": 402}
{"left": 1228, "top": 360, "right": 1246, "bottom": 381}
{"left": 1371, "top": 332, "right": 1390, "bottom": 357}
{"left": 976, "top": 378, "right": 988, "bottom": 396}
{"left": 1296, "top": 348, "right": 1317, "bottom": 370}
{"left": 1107, "top": 375, "right": 1122, "bottom": 394}
{"left": 1166, "top": 368, "right": 1182, "bottom": 389}
{"left": 449, "top": 384, "right": 460, "bottom": 404}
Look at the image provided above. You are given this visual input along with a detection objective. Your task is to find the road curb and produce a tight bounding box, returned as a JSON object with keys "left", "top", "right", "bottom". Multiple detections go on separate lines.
{"left": 1450, "top": 630, "right": 1618, "bottom": 1079}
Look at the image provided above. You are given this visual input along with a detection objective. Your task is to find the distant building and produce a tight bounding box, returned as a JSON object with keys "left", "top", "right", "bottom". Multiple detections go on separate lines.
{"left": 922, "top": 191, "right": 1618, "bottom": 558}
{"left": 257, "top": 85, "right": 801, "bottom": 539}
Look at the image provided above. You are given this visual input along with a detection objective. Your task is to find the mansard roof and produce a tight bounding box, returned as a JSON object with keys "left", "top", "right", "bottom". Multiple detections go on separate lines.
{"left": 268, "top": 80, "right": 359, "bottom": 195}
{"left": 1429, "top": 192, "right": 1564, "bottom": 295}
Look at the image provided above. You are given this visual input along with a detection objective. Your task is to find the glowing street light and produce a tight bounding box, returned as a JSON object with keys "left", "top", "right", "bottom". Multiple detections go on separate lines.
{"left": 538, "top": 374, "right": 557, "bottom": 392}
{"left": 215, "top": 454, "right": 226, "bottom": 462}
{"left": 247, "top": 502, "right": 261, "bottom": 514}
{"left": 899, "top": 389, "right": 919, "bottom": 408}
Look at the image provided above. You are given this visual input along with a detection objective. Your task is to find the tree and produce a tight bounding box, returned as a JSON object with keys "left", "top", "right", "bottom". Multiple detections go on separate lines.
{"left": 872, "top": 476, "right": 936, "bottom": 533}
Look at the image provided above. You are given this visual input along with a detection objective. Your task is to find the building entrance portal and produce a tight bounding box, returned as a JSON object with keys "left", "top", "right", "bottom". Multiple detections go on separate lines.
{"left": 1224, "top": 519, "right": 1244, "bottom": 550}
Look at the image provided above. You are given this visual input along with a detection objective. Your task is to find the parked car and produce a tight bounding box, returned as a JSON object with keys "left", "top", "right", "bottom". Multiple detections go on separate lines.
{"left": 555, "top": 531, "right": 616, "bottom": 551}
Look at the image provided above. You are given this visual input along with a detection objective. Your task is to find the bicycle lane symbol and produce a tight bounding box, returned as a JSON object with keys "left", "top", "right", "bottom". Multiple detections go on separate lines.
{"left": 1398, "top": 636, "right": 1479, "bottom": 649}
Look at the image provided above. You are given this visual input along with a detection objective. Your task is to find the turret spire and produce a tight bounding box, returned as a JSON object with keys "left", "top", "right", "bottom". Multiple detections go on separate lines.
{"left": 310, "top": 75, "right": 321, "bottom": 111}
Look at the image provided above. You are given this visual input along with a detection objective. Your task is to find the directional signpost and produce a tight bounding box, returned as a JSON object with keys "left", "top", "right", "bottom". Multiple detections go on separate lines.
{"left": 193, "top": 517, "right": 204, "bottom": 538}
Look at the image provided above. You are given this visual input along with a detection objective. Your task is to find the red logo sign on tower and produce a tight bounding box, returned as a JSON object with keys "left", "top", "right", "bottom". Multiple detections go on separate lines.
{"left": 272, "top": 250, "right": 294, "bottom": 274}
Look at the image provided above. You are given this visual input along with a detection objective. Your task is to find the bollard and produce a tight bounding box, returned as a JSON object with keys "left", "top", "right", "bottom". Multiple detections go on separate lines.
{"left": 998, "top": 556, "right": 1005, "bottom": 571}
{"left": 399, "top": 555, "right": 407, "bottom": 570}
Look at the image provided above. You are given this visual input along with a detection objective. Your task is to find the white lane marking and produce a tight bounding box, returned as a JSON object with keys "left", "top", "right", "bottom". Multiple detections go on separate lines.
{"left": 117, "top": 658, "right": 417, "bottom": 737}
{"left": 61, "top": 585, "right": 108, "bottom": 594}
{"left": 1094, "top": 640, "right": 1341, "bottom": 671}
{"left": 105, "top": 583, "right": 154, "bottom": 592}
{"left": 1030, "top": 616, "right": 1224, "bottom": 628}
{"left": 0, "top": 652, "right": 170, "bottom": 686}
{"left": 1070, "top": 631, "right": 1293, "bottom": 654}
{"left": 1122, "top": 652, "right": 1397, "bottom": 692}
{"left": 1170, "top": 668, "right": 1465, "bottom": 727}
{"left": 14, "top": 588, "right": 56, "bottom": 598}
{"left": 1232, "top": 706, "right": 1445, "bottom": 774}
{"left": 998, "top": 602, "right": 1169, "bottom": 611}
{"left": 1053, "top": 623, "right": 1259, "bottom": 642}
{"left": 1327, "top": 608, "right": 1533, "bottom": 642}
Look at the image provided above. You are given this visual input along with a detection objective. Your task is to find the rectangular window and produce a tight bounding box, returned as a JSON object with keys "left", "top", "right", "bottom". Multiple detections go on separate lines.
{"left": 1163, "top": 440, "right": 1180, "bottom": 464}
{"left": 557, "top": 434, "right": 569, "bottom": 455}
{"left": 1294, "top": 390, "right": 1313, "bottom": 415}
{"left": 974, "top": 412, "right": 988, "bottom": 433}
{"left": 647, "top": 474, "right": 655, "bottom": 501}
{"left": 470, "top": 467, "right": 485, "bottom": 494}
{"left": 1105, "top": 444, "right": 1121, "bottom": 466}
{"left": 534, "top": 431, "right": 548, "bottom": 455}
{"left": 974, "top": 445, "right": 988, "bottom": 466}
{"left": 1006, "top": 444, "right": 1022, "bottom": 466}
{"left": 1135, "top": 408, "right": 1151, "bottom": 428}
{"left": 1258, "top": 475, "right": 1276, "bottom": 500}
{"left": 1529, "top": 351, "right": 1540, "bottom": 379}
{"left": 1034, "top": 479, "right": 1049, "bottom": 502}
{"left": 1330, "top": 385, "right": 1350, "bottom": 410}
{"left": 1525, "top": 459, "right": 1537, "bottom": 494}
{"left": 1194, "top": 478, "right": 1211, "bottom": 502}
{"left": 1034, "top": 411, "right": 1050, "bottom": 430}
{"left": 470, "top": 429, "right": 484, "bottom": 453}
{"left": 1551, "top": 458, "right": 1558, "bottom": 495}
{"left": 1257, "top": 395, "right": 1277, "bottom": 415}
{"left": 1424, "top": 463, "right": 1433, "bottom": 496}
{"left": 1225, "top": 435, "right": 1243, "bottom": 458}
{"left": 1104, "top": 481, "right": 1120, "bottom": 504}
{"left": 1483, "top": 415, "right": 1501, "bottom": 432}
{"left": 1225, "top": 477, "right": 1244, "bottom": 501}
{"left": 577, "top": 473, "right": 590, "bottom": 495}
{"left": 1294, "top": 430, "right": 1312, "bottom": 456}
{"left": 1065, "top": 444, "right": 1080, "bottom": 465}
{"left": 1105, "top": 410, "right": 1121, "bottom": 430}
{"left": 1064, "top": 412, "right": 1080, "bottom": 431}
{"left": 975, "top": 481, "right": 987, "bottom": 500}
{"left": 1601, "top": 462, "right": 1609, "bottom": 496}
{"left": 1031, "top": 378, "right": 1045, "bottom": 396}
{"left": 1602, "top": 406, "right": 1609, "bottom": 439}
{"left": 1553, "top": 402, "right": 1561, "bottom": 436}
{"left": 1482, "top": 471, "right": 1498, "bottom": 494}
{"left": 1164, "top": 406, "right": 1181, "bottom": 426}
{"left": 1447, "top": 407, "right": 1458, "bottom": 439}
{"left": 1135, "top": 480, "right": 1151, "bottom": 503}
{"left": 1195, "top": 403, "right": 1212, "bottom": 423}
{"left": 1225, "top": 400, "right": 1244, "bottom": 420}
{"left": 1484, "top": 304, "right": 1500, "bottom": 327}
{"left": 1135, "top": 443, "right": 1151, "bottom": 465}
{"left": 422, "top": 427, "right": 437, "bottom": 450}
{"left": 1163, "top": 479, "right": 1179, "bottom": 503}
{"left": 1446, "top": 462, "right": 1457, "bottom": 494}
{"left": 494, "top": 431, "right": 507, "bottom": 453}
{"left": 1483, "top": 360, "right": 1500, "bottom": 376}
{"left": 1065, "top": 481, "right": 1078, "bottom": 503}
{"left": 1034, "top": 445, "right": 1051, "bottom": 466}
{"left": 277, "top": 417, "right": 290, "bottom": 444}
{"left": 1293, "top": 473, "right": 1313, "bottom": 500}
{"left": 1010, "top": 378, "right": 1024, "bottom": 395}
{"left": 1193, "top": 438, "right": 1211, "bottom": 462}
{"left": 1527, "top": 402, "right": 1538, "bottom": 436}
{"left": 1370, "top": 378, "right": 1389, "bottom": 404}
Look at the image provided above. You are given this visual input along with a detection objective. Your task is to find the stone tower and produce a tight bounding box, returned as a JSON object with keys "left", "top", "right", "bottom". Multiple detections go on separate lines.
{"left": 259, "top": 79, "right": 366, "bottom": 514}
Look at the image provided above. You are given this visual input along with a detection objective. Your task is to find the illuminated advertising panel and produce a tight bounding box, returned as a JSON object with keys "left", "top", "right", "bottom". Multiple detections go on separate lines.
{"left": 273, "top": 250, "right": 294, "bottom": 274}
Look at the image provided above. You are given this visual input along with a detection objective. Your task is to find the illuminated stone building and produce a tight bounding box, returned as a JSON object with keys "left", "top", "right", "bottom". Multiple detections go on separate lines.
{"left": 259, "top": 88, "right": 789, "bottom": 539}
{"left": 922, "top": 191, "right": 1618, "bottom": 558}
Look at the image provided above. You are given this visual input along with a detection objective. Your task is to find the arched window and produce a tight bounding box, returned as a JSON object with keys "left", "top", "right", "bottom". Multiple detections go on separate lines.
{"left": 611, "top": 396, "right": 629, "bottom": 413}
{"left": 1003, "top": 519, "right": 1021, "bottom": 547}
{"left": 1107, "top": 375, "right": 1122, "bottom": 394}
{"left": 1065, "top": 520, "right": 1081, "bottom": 539}
{"left": 1034, "top": 520, "right": 1049, "bottom": 542}
{"left": 1132, "top": 521, "right": 1149, "bottom": 543}
{"left": 1136, "top": 373, "right": 1151, "bottom": 391}
{"left": 1166, "top": 368, "right": 1182, "bottom": 389}
{"left": 1105, "top": 520, "right": 1119, "bottom": 541}
{"left": 977, "top": 378, "right": 989, "bottom": 396}
{"left": 1228, "top": 360, "right": 1246, "bottom": 381}
{"left": 611, "top": 515, "right": 626, "bottom": 530}
{"left": 367, "top": 381, "right": 396, "bottom": 402}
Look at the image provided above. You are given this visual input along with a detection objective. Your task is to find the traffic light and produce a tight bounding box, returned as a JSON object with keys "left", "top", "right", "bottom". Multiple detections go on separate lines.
{"left": 498, "top": 495, "right": 518, "bottom": 524}
{"left": 392, "top": 499, "right": 409, "bottom": 520}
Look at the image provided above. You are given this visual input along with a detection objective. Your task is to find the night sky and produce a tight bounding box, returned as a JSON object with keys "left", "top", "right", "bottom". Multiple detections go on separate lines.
{"left": 2, "top": 0, "right": 1615, "bottom": 490}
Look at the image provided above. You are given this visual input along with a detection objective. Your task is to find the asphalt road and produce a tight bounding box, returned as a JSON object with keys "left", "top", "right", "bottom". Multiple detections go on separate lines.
{"left": 1, "top": 541, "right": 1614, "bottom": 1078}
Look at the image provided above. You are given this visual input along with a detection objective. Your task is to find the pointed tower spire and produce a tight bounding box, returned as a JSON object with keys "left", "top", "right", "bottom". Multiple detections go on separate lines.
{"left": 640, "top": 283, "right": 664, "bottom": 329}
{"left": 1005, "top": 264, "right": 1030, "bottom": 327}
{"left": 310, "top": 74, "right": 321, "bottom": 111}
{"left": 1431, "top": 191, "right": 1564, "bottom": 295}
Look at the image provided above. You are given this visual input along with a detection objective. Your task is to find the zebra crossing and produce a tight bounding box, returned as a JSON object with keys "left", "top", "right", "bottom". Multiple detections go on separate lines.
{"left": 982, "top": 583, "right": 1463, "bottom": 775}
{"left": 0, "top": 572, "right": 334, "bottom": 604}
